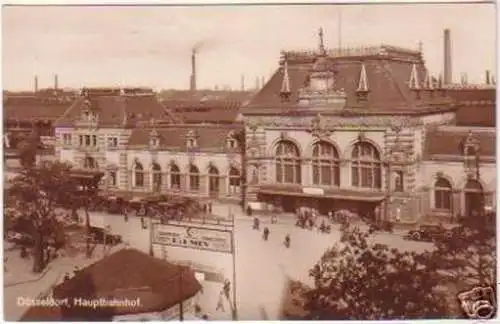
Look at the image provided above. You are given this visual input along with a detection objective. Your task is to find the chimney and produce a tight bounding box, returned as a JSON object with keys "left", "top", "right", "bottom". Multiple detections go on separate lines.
{"left": 486, "top": 70, "right": 491, "bottom": 85}
{"left": 241, "top": 74, "right": 245, "bottom": 91}
{"left": 34, "top": 75, "right": 38, "bottom": 93}
{"left": 190, "top": 49, "right": 196, "bottom": 91}
{"left": 443, "top": 29, "right": 452, "bottom": 85}
{"left": 261, "top": 76, "right": 265, "bottom": 89}
{"left": 54, "top": 74, "right": 59, "bottom": 90}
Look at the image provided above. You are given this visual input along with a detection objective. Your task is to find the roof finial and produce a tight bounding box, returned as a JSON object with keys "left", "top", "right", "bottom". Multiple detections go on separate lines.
{"left": 409, "top": 63, "right": 420, "bottom": 89}
{"left": 357, "top": 63, "right": 368, "bottom": 92}
{"left": 319, "top": 27, "right": 326, "bottom": 55}
{"left": 280, "top": 57, "right": 291, "bottom": 101}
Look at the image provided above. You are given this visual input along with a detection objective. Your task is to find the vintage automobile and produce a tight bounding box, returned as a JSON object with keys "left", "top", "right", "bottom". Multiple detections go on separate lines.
{"left": 404, "top": 224, "right": 452, "bottom": 242}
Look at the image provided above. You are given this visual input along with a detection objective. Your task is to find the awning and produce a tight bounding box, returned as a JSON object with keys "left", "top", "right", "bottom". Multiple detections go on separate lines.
{"left": 258, "top": 187, "right": 385, "bottom": 203}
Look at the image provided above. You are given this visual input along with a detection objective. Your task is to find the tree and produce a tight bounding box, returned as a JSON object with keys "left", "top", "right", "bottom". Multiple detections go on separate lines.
{"left": 303, "top": 224, "right": 449, "bottom": 320}
{"left": 431, "top": 215, "right": 496, "bottom": 289}
{"left": 18, "top": 139, "right": 38, "bottom": 169}
{"left": 6, "top": 160, "right": 81, "bottom": 273}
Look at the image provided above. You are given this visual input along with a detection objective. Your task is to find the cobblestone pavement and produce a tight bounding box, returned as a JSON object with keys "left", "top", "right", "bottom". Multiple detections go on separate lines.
{"left": 4, "top": 203, "right": 434, "bottom": 321}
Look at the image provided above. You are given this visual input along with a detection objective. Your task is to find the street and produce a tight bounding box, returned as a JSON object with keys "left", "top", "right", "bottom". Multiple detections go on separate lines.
{"left": 84, "top": 203, "right": 434, "bottom": 320}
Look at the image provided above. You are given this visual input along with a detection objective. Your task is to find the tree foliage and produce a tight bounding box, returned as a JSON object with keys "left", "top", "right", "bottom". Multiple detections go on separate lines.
{"left": 431, "top": 215, "right": 496, "bottom": 288}
{"left": 303, "top": 224, "right": 448, "bottom": 320}
{"left": 6, "top": 160, "right": 81, "bottom": 272}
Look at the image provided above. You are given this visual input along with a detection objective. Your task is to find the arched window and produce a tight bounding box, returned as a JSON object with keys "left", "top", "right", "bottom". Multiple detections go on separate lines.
{"left": 351, "top": 141, "right": 381, "bottom": 189}
{"left": 208, "top": 165, "right": 219, "bottom": 196}
{"left": 189, "top": 164, "right": 200, "bottom": 191}
{"left": 275, "top": 140, "right": 301, "bottom": 184}
{"left": 434, "top": 177, "right": 452, "bottom": 210}
{"left": 152, "top": 163, "right": 162, "bottom": 192}
{"left": 229, "top": 167, "right": 241, "bottom": 195}
{"left": 84, "top": 156, "right": 97, "bottom": 169}
{"left": 464, "top": 179, "right": 484, "bottom": 216}
{"left": 170, "top": 164, "right": 181, "bottom": 190}
{"left": 134, "top": 162, "right": 144, "bottom": 188}
{"left": 312, "top": 141, "right": 340, "bottom": 186}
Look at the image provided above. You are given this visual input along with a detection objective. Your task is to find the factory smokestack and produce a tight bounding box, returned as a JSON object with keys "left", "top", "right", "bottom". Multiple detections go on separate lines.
{"left": 54, "top": 74, "right": 59, "bottom": 90}
{"left": 34, "top": 75, "right": 38, "bottom": 93}
{"left": 241, "top": 74, "right": 245, "bottom": 91}
{"left": 190, "top": 49, "right": 197, "bottom": 91}
{"left": 486, "top": 70, "right": 491, "bottom": 85}
{"left": 443, "top": 29, "right": 452, "bottom": 85}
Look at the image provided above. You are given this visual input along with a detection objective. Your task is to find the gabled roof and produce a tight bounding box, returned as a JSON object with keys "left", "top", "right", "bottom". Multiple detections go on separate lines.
{"left": 245, "top": 47, "right": 454, "bottom": 115}
{"left": 424, "top": 126, "right": 496, "bottom": 159}
{"left": 55, "top": 93, "right": 181, "bottom": 127}
{"left": 127, "top": 124, "right": 243, "bottom": 153}
{"left": 52, "top": 249, "right": 201, "bottom": 319}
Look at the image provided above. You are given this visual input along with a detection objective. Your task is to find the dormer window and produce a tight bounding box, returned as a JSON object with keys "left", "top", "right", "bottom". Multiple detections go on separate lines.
{"left": 186, "top": 130, "right": 198, "bottom": 149}
{"left": 226, "top": 131, "right": 238, "bottom": 149}
{"left": 149, "top": 129, "right": 160, "bottom": 148}
{"left": 81, "top": 99, "right": 98, "bottom": 122}
{"left": 150, "top": 137, "right": 160, "bottom": 147}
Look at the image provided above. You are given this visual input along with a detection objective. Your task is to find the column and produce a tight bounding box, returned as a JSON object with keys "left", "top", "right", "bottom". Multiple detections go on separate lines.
{"left": 219, "top": 176, "right": 227, "bottom": 196}
{"left": 301, "top": 159, "right": 311, "bottom": 186}
{"left": 339, "top": 160, "right": 350, "bottom": 188}
{"left": 201, "top": 174, "right": 209, "bottom": 197}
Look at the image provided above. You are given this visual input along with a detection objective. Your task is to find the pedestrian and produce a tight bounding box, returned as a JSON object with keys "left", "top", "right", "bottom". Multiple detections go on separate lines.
{"left": 223, "top": 279, "right": 231, "bottom": 299}
{"left": 203, "top": 204, "right": 207, "bottom": 214}
{"left": 208, "top": 202, "right": 213, "bottom": 214}
{"left": 253, "top": 217, "right": 260, "bottom": 230}
{"left": 271, "top": 214, "right": 277, "bottom": 224}
{"left": 284, "top": 234, "right": 290, "bottom": 248}
{"left": 328, "top": 211, "right": 333, "bottom": 221}
{"left": 246, "top": 205, "right": 253, "bottom": 217}
{"left": 263, "top": 227, "right": 270, "bottom": 241}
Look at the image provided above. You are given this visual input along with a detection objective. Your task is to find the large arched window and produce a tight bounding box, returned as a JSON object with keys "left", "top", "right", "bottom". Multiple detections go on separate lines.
{"left": 312, "top": 141, "right": 340, "bottom": 186}
{"left": 134, "top": 162, "right": 144, "bottom": 188}
{"left": 208, "top": 165, "right": 219, "bottom": 196}
{"left": 275, "top": 140, "right": 301, "bottom": 184}
{"left": 170, "top": 164, "right": 181, "bottom": 190}
{"left": 434, "top": 177, "right": 452, "bottom": 210}
{"left": 229, "top": 167, "right": 241, "bottom": 195}
{"left": 84, "top": 156, "right": 97, "bottom": 169}
{"left": 152, "top": 163, "right": 162, "bottom": 192}
{"left": 464, "top": 179, "right": 484, "bottom": 216}
{"left": 189, "top": 164, "right": 200, "bottom": 191}
{"left": 351, "top": 141, "right": 381, "bottom": 189}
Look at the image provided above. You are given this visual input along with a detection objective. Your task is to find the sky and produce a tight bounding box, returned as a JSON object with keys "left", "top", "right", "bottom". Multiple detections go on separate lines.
{"left": 2, "top": 2, "right": 497, "bottom": 91}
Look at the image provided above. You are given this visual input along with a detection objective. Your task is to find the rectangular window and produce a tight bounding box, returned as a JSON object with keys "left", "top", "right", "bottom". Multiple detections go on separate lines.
{"left": 109, "top": 171, "right": 117, "bottom": 187}
{"left": 79, "top": 135, "right": 83, "bottom": 147}
{"left": 108, "top": 137, "right": 118, "bottom": 148}
{"left": 92, "top": 135, "right": 97, "bottom": 147}
{"left": 62, "top": 133, "right": 72, "bottom": 146}
{"left": 85, "top": 135, "right": 91, "bottom": 146}
{"left": 351, "top": 166, "right": 359, "bottom": 187}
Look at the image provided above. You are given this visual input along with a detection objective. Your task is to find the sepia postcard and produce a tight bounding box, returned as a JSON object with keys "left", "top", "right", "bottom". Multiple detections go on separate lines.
{"left": 2, "top": 1, "right": 497, "bottom": 321}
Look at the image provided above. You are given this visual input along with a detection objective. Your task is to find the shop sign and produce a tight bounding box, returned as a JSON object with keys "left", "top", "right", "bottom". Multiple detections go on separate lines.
{"left": 302, "top": 187, "right": 325, "bottom": 196}
{"left": 153, "top": 224, "right": 233, "bottom": 254}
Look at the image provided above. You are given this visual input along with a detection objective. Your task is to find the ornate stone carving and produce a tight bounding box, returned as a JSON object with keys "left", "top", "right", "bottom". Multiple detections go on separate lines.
{"left": 307, "top": 113, "right": 332, "bottom": 139}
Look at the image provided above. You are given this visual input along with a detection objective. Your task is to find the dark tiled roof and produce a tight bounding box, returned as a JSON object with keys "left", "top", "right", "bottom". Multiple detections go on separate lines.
{"left": 246, "top": 52, "right": 454, "bottom": 115}
{"left": 127, "top": 124, "right": 243, "bottom": 152}
{"left": 164, "top": 99, "right": 243, "bottom": 124}
{"left": 447, "top": 88, "right": 496, "bottom": 127}
{"left": 52, "top": 249, "right": 201, "bottom": 319}
{"left": 424, "top": 127, "right": 496, "bottom": 158}
{"left": 3, "top": 97, "right": 73, "bottom": 122}
{"left": 158, "top": 90, "right": 254, "bottom": 102}
{"left": 55, "top": 95, "right": 181, "bottom": 127}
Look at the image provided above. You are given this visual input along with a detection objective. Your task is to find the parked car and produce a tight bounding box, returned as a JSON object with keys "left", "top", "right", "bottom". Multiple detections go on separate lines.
{"left": 404, "top": 225, "right": 452, "bottom": 242}
{"left": 88, "top": 226, "right": 122, "bottom": 245}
